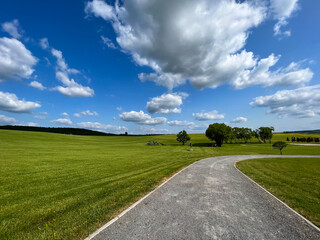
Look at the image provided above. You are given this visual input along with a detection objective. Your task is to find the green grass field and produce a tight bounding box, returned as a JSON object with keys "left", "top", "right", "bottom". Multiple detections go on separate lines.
{"left": 236, "top": 158, "right": 320, "bottom": 227}
{"left": 1, "top": 130, "right": 320, "bottom": 239}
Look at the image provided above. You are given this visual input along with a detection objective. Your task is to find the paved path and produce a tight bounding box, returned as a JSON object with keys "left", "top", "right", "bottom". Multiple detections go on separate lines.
{"left": 88, "top": 155, "right": 320, "bottom": 240}
{"left": 289, "top": 143, "right": 320, "bottom": 146}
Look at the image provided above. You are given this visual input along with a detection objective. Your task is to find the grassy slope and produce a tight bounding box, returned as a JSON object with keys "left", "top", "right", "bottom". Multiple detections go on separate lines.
{"left": 236, "top": 158, "right": 320, "bottom": 227}
{"left": 1, "top": 130, "right": 320, "bottom": 239}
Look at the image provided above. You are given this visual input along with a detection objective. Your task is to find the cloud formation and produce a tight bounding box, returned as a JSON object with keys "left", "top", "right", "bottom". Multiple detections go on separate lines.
{"left": 85, "top": 0, "right": 311, "bottom": 90}
{"left": 29, "top": 81, "right": 46, "bottom": 90}
{"left": 39, "top": 38, "right": 49, "bottom": 50}
{"left": 77, "top": 122, "right": 127, "bottom": 133}
{"left": 1, "top": 19, "right": 22, "bottom": 39}
{"left": 193, "top": 110, "right": 224, "bottom": 121}
{"left": 250, "top": 85, "right": 320, "bottom": 118}
{"left": 270, "top": 0, "right": 299, "bottom": 37}
{"left": 51, "top": 118, "right": 72, "bottom": 125}
{"left": 0, "top": 91, "right": 41, "bottom": 113}
{"left": 0, "top": 114, "right": 17, "bottom": 125}
{"left": 0, "top": 37, "right": 37, "bottom": 81}
{"left": 230, "top": 117, "right": 247, "bottom": 123}
{"left": 146, "top": 92, "right": 187, "bottom": 114}
{"left": 74, "top": 110, "right": 98, "bottom": 118}
{"left": 101, "top": 36, "right": 116, "bottom": 49}
{"left": 119, "top": 110, "right": 166, "bottom": 125}
{"left": 41, "top": 40, "right": 94, "bottom": 97}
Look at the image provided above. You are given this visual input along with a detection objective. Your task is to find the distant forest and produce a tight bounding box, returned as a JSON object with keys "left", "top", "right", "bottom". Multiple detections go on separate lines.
{"left": 0, "top": 125, "right": 116, "bottom": 136}
{"left": 282, "top": 129, "right": 320, "bottom": 135}
{"left": 0, "top": 125, "right": 163, "bottom": 136}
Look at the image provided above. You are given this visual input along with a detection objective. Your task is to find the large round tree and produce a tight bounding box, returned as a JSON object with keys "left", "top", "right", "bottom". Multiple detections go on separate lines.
{"left": 205, "top": 123, "right": 229, "bottom": 147}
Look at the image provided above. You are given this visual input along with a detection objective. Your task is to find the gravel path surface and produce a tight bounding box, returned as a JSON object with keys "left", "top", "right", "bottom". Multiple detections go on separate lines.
{"left": 87, "top": 155, "right": 320, "bottom": 240}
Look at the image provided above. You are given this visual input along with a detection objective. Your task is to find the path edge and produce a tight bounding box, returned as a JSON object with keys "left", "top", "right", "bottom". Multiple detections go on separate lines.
{"left": 85, "top": 159, "right": 202, "bottom": 240}
{"left": 234, "top": 160, "right": 320, "bottom": 232}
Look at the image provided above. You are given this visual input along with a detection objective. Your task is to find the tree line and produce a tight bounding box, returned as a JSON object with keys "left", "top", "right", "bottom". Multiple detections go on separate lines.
{"left": 176, "top": 123, "right": 274, "bottom": 147}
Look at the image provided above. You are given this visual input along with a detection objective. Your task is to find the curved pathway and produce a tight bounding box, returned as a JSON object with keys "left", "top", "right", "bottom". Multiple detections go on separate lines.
{"left": 87, "top": 155, "right": 320, "bottom": 240}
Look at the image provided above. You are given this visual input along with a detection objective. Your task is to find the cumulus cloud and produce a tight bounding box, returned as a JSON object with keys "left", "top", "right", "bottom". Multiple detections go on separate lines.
{"left": 168, "top": 120, "right": 206, "bottom": 131}
{"left": 231, "top": 55, "right": 313, "bottom": 89}
{"left": 39, "top": 38, "right": 49, "bottom": 50}
{"left": 0, "top": 37, "right": 38, "bottom": 81}
{"left": 85, "top": 0, "right": 311, "bottom": 90}
{"left": 0, "top": 114, "right": 17, "bottom": 125}
{"left": 74, "top": 110, "right": 98, "bottom": 118}
{"left": 146, "top": 92, "right": 188, "bottom": 114}
{"left": 231, "top": 117, "right": 247, "bottom": 123}
{"left": 270, "top": 0, "right": 299, "bottom": 37}
{"left": 77, "top": 122, "right": 127, "bottom": 133}
{"left": 29, "top": 81, "right": 46, "bottom": 90}
{"left": 51, "top": 118, "right": 72, "bottom": 125}
{"left": 1, "top": 19, "right": 22, "bottom": 39}
{"left": 119, "top": 110, "right": 166, "bottom": 125}
{"left": 193, "top": 110, "right": 224, "bottom": 121}
{"left": 168, "top": 120, "right": 195, "bottom": 127}
{"left": 42, "top": 40, "right": 94, "bottom": 97}
{"left": 250, "top": 85, "right": 320, "bottom": 118}
{"left": 0, "top": 91, "right": 41, "bottom": 113}
{"left": 139, "top": 126, "right": 169, "bottom": 134}
{"left": 85, "top": 0, "right": 115, "bottom": 20}
{"left": 61, "top": 112, "right": 69, "bottom": 118}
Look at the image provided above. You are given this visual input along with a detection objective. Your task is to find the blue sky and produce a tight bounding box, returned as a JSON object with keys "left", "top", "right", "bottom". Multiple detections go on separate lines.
{"left": 0, "top": 0, "right": 319, "bottom": 134}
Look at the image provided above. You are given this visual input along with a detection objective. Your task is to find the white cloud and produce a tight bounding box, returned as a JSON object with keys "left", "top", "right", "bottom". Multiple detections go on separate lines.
{"left": 85, "top": 0, "right": 311, "bottom": 90}
{"left": 0, "top": 114, "right": 17, "bottom": 125}
{"left": 119, "top": 110, "right": 166, "bottom": 125}
{"left": 0, "top": 91, "right": 41, "bottom": 113}
{"left": 231, "top": 117, "right": 247, "bottom": 123}
{"left": 101, "top": 36, "right": 116, "bottom": 49}
{"left": 51, "top": 118, "right": 72, "bottom": 125}
{"left": 193, "top": 110, "right": 224, "bottom": 121}
{"left": 270, "top": 0, "right": 299, "bottom": 37}
{"left": 39, "top": 38, "right": 49, "bottom": 50}
{"left": 167, "top": 120, "right": 207, "bottom": 132}
{"left": 0, "top": 37, "right": 38, "bottom": 81}
{"left": 61, "top": 112, "right": 69, "bottom": 118}
{"left": 52, "top": 69, "right": 93, "bottom": 98}
{"left": 146, "top": 92, "right": 188, "bottom": 114}
{"left": 250, "top": 84, "right": 320, "bottom": 118}
{"left": 231, "top": 54, "right": 313, "bottom": 89}
{"left": 77, "top": 122, "right": 127, "bottom": 133}
{"left": 168, "top": 120, "right": 195, "bottom": 127}
{"left": 139, "top": 126, "right": 169, "bottom": 134}
{"left": 25, "top": 122, "right": 38, "bottom": 127}
{"left": 116, "top": 107, "right": 122, "bottom": 111}
{"left": 73, "top": 110, "right": 98, "bottom": 118}
{"left": 29, "top": 81, "right": 46, "bottom": 90}
{"left": 42, "top": 40, "right": 94, "bottom": 97}
{"left": 85, "top": 0, "right": 115, "bottom": 20}
{"left": 1, "top": 19, "right": 22, "bottom": 39}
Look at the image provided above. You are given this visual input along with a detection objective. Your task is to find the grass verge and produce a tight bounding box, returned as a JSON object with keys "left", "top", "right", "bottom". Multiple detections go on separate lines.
{"left": 236, "top": 158, "right": 320, "bottom": 227}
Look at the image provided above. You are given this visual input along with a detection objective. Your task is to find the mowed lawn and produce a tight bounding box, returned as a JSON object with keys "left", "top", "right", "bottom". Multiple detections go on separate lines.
{"left": 1, "top": 130, "right": 320, "bottom": 239}
{"left": 237, "top": 158, "right": 320, "bottom": 227}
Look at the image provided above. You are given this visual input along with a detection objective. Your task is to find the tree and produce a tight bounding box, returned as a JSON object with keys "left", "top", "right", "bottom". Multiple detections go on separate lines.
{"left": 176, "top": 130, "right": 190, "bottom": 145}
{"left": 252, "top": 129, "right": 260, "bottom": 142}
{"left": 205, "top": 123, "right": 229, "bottom": 147}
{"left": 242, "top": 128, "right": 253, "bottom": 143}
{"left": 232, "top": 127, "right": 241, "bottom": 143}
{"left": 258, "top": 127, "right": 274, "bottom": 143}
{"left": 272, "top": 141, "right": 288, "bottom": 155}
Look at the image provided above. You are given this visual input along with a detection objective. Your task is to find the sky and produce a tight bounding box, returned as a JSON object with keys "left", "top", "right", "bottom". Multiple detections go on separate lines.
{"left": 0, "top": 0, "right": 319, "bottom": 134}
